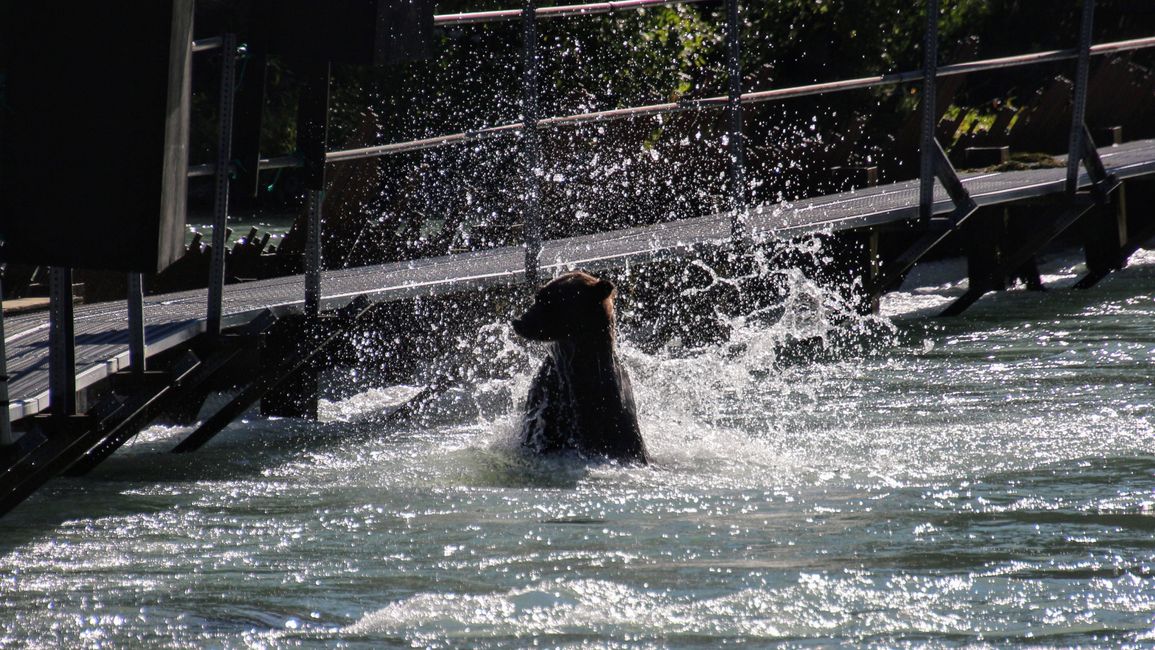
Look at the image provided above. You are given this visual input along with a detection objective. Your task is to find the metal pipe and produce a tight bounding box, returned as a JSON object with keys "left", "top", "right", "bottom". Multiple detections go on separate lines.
{"left": 724, "top": 0, "right": 747, "bottom": 241}
{"left": 48, "top": 268, "right": 76, "bottom": 418}
{"left": 435, "top": 0, "right": 713, "bottom": 26}
{"left": 1067, "top": 0, "right": 1096, "bottom": 193}
{"left": 304, "top": 189, "right": 325, "bottom": 317}
{"left": 521, "top": 0, "right": 543, "bottom": 282}
{"left": 0, "top": 270, "right": 12, "bottom": 446}
{"left": 919, "top": 0, "right": 940, "bottom": 222}
{"left": 207, "top": 34, "right": 238, "bottom": 337}
{"left": 192, "top": 36, "right": 223, "bottom": 53}
{"left": 188, "top": 153, "right": 302, "bottom": 179}
{"left": 127, "top": 273, "right": 146, "bottom": 374}
{"left": 318, "top": 34, "right": 1155, "bottom": 166}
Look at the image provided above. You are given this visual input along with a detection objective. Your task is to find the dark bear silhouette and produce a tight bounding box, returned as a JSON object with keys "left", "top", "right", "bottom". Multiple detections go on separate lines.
{"left": 512, "top": 271, "right": 648, "bottom": 465}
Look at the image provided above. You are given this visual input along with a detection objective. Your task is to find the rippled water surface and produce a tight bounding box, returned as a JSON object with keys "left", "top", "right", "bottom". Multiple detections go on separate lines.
{"left": 2, "top": 251, "right": 1154, "bottom": 648}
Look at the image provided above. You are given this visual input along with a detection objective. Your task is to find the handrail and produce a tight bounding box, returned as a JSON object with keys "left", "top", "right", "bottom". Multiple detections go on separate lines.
{"left": 434, "top": 0, "right": 715, "bottom": 26}
{"left": 321, "top": 35, "right": 1155, "bottom": 165}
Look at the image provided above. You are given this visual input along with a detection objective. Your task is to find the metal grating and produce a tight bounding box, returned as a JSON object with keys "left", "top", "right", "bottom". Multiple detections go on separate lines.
{"left": 6, "top": 139, "right": 1155, "bottom": 421}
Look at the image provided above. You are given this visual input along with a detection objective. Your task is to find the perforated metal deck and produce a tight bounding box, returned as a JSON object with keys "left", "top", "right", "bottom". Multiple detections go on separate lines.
{"left": 6, "top": 138, "right": 1155, "bottom": 421}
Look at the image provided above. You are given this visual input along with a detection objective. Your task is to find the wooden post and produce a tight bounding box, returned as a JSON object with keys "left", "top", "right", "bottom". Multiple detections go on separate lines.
{"left": 48, "top": 268, "right": 76, "bottom": 418}
{"left": 259, "top": 315, "right": 319, "bottom": 419}
{"left": 1075, "top": 185, "right": 1128, "bottom": 288}
{"left": 962, "top": 207, "right": 1008, "bottom": 297}
{"left": 844, "top": 229, "right": 881, "bottom": 316}
{"left": 127, "top": 273, "right": 147, "bottom": 374}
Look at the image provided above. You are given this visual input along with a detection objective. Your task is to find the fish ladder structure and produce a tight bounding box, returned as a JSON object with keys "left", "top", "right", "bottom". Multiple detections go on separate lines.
{"left": 1, "top": 0, "right": 1155, "bottom": 515}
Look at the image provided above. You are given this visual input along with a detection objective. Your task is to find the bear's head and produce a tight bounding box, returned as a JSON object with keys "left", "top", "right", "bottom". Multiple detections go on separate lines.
{"left": 512, "top": 271, "right": 617, "bottom": 342}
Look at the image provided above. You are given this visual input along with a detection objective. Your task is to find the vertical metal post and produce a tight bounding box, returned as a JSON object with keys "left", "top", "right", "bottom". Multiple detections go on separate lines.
{"left": 919, "top": 0, "right": 941, "bottom": 222}
{"left": 1066, "top": 0, "right": 1096, "bottom": 194}
{"left": 521, "top": 0, "right": 543, "bottom": 282}
{"left": 0, "top": 269, "right": 13, "bottom": 446}
{"left": 207, "top": 33, "right": 238, "bottom": 337}
{"left": 304, "top": 189, "right": 324, "bottom": 318}
{"left": 297, "top": 61, "right": 330, "bottom": 318}
{"left": 725, "top": 0, "right": 748, "bottom": 242}
{"left": 127, "top": 273, "right": 146, "bottom": 375}
{"left": 48, "top": 267, "right": 76, "bottom": 418}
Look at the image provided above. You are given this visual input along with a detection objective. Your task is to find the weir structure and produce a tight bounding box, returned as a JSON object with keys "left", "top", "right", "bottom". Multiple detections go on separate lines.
{"left": 2, "top": 0, "right": 1155, "bottom": 515}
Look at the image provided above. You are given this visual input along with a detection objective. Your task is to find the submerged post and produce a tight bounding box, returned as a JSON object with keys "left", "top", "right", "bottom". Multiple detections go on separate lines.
{"left": 1066, "top": 0, "right": 1095, "bottom": 194}
{"left": 48, "top": 268, "right": 77, "bottom": 417}
{"left": 521, "top": 0, "right": 543, "bottom": 282}
{"left": 207, "top": 33, "right": 239, "bottom": 337}
{"left": 0, "top": 269, "right": 12, "bottom": 446}
{"left": 918, "top": 0, "right": 940, "bottom": 222}
{"left": 127, "top": 273, "right": 146, "bottom": 374}
{"left": 725, "top": 0, "right": 748, "bottom": 242}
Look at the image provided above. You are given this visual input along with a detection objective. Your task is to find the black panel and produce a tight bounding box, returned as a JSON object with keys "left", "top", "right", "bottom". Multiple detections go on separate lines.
{"left": 0, "top": 0, "right": 193, "bottom": 273}
{"left": 266, "top": 0, "right": 433, "bottom": 67}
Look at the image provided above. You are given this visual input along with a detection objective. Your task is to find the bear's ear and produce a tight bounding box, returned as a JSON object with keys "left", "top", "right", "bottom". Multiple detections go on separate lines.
{"left": 594, "top": 278, "right": 616, "bottom": 301}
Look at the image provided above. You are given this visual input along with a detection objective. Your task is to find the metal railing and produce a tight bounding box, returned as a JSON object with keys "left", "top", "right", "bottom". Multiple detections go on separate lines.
{"left": 8, "top": 0, "right": 1150, "bottom": 435}
{"left": 188, "top": 0, "right": 1155, "bottom": 302}
{"left": 435, "top": 0, "right": 713, "bottom": 25}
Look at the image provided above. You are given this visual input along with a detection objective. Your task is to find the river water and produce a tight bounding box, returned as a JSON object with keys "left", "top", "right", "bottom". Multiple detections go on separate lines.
{"left": 2, "top": 248, "right": 1153, "bottom": 648}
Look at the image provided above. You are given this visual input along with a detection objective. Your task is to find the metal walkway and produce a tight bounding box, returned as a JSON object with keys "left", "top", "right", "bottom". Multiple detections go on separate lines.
{"left": 5, "top": 137, "right": 1155, "bottom": 422}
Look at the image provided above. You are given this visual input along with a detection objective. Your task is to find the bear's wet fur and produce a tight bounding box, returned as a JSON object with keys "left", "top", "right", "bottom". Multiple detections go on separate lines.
{"left": 512, "top": 271, "right": 648, "bottom": 465}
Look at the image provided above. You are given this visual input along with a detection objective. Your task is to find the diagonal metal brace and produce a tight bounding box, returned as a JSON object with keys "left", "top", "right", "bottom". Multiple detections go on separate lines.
{"left": 172, "top": 296, "right": 376, "bottom": 453}
{"left": 1073, "top": 123, "right": 1120, "bottom": 204}
{"left": 940, "top": 195, "right": 1096, "bottom": 316}
{"left": 878, "top": 140, "right": 978, "bottom": 292}
{"left": 928, "top": 139, "right": 978, "bottom": 229}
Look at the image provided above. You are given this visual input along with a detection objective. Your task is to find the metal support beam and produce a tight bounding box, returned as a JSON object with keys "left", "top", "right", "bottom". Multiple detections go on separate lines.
{"left": 1066, "top": 0, "right": 1096, "bottom": 194}
{"left": 725, "top": 0, "right": 747, "bottom": 242}
{"left": 127, "top": 273, "right": 146, "bottom": 374}
{"left": 941, "top": 197, "right": 1096, "bottom": 316}
{"left": 207, "top": 33, "right": 238, "bottom": 337}
{"left": 304, "top": 189, "right": 325, "bottom": 318}
{"left": 0, "top": 270, "right": 12, "bottom": 447}
{"left": 297, "top": 61, "right": 331, "bottom": 318}
{"left": 48, "top": 268, "right": 76, "bottom": 418}
{"left": 1074, "top": 182, "right": 1128, "bottom": 289}
{"left": 919, "top": 0, "right": 940, "bottom": 222}
{"left": 173, "top": 297, "right": 374, "bottom": 453}
{"left": 521, "top": 0, "right": 543, "bottom": 282}
{"left": 878, "top": 142, "right": 977, "bottom": 292}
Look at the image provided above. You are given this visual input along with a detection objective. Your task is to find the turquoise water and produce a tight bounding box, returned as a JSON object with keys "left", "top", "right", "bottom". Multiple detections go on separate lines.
{"left": 1, "top": 248, "right": 1153, "bottom": 648}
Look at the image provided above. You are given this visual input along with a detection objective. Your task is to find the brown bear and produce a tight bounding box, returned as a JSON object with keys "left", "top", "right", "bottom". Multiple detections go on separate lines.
{"left": 511, "top": 271, "right": 648, "bottom": 465}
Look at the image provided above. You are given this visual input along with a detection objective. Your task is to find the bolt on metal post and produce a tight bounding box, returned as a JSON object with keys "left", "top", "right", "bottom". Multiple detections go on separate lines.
{"left": 207, "top": 33, "right": 239, "bottom": 337}
{"left": 1066, "top": 0, "right": 1096, "bottom": 194}
{"left": 918, "top": 0, "right": 940, "bottom": 223}
{"left": 725, "top": 0, "right": 748, "bottom": 243}
{"left": 521, "top": 0, "right": 543, "bottom": 283}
